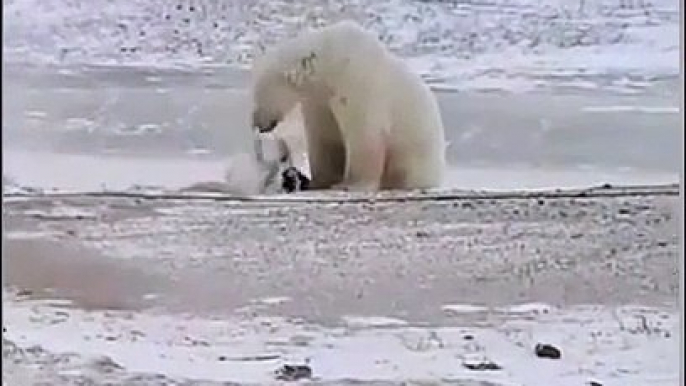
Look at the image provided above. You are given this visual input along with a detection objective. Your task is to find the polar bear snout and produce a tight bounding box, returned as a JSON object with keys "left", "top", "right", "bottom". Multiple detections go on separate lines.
{"left": 252, "top": 109, "right": 280, "bottom": 133}
{"left": 257, "top": 119, "right": 278, "bottom": 133}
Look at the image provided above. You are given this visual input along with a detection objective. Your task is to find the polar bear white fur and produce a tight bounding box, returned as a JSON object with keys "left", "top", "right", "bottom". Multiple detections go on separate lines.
{"left": 250, "top": 21, "right": 446, "bottom": 191}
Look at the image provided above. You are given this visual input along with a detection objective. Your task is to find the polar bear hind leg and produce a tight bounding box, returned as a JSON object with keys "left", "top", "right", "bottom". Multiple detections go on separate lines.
{"left": 381, "top": 151, "right": 441, "bottom": 190}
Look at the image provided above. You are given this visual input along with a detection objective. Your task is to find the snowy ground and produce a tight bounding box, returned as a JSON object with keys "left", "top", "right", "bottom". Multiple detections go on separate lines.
{"left": 2, "top": 185, "right": 680, "bottom": 385}
{"left": 2, "top": 0, "right": 680, "bottom": 92}
{"left": 1, "top": 148, "right": 679, "bottom": 194}
{"left": 3, "top": 297, "right": 679, "bottom": 385}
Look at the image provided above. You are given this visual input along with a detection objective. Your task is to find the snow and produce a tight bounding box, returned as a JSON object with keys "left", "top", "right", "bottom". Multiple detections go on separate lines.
{"left": 2, "top": 150, "right": 227, "bottom": 193}
{"left": 2, "top": 0, "right": 679, "bottom": 92}
{"left": 2, "top": 149, "right": 678, "bottom": 195}
{"left": 341, "top": 316, "right": 410, "bottom": 328}
{"left": 581, "top": 105, "right": 680, "bottom": 113}
{"left": 3, "top": 294, "right": 679, "bottom": 385}
{"left": 442, "top": 304, "right": 491, "bottom": 314}
{"left": 251, "top": 297, "right": 293, "bottom": 306}
{"left": 496, "top": 303, "right": 557, "bottom": 315}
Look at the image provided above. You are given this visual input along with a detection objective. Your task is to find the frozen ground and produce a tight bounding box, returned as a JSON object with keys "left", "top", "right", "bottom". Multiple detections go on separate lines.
{"left": 2, "top": 0, "right": 680, "bottom": 92}
{"left": 1, "top": 148, "right": 679, "bottom": 193}
{"left": 2, "top": 298, "right": 679, "bottom": 385}
{"left": 2, "top": 185, "right": 680, "bottom": 385}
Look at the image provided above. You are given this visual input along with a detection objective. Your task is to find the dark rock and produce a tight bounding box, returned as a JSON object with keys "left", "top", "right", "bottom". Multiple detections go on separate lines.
{"left": 281, "top": 167, "right": 310, "bottom": 193}
{"left": 17, "top": 289, "right": 33, "bottom": 297}
{"left": 535, "top": 343, "right": 561, "bottom": 359}
{"left": 463, "top": 360, "right": 502, "bottom": 371}
{"left": 415, "top": 230, "right": 430, "bottom": 238}
{"left": 588, "top": 381, "right": 603, "bottom": 386}
{"left": 462, "top": 334, "right": 474, "bottom": 340}
{"left": 275, "top": 364, "right": 312, "bottom": 381}
{"left": 91, "top": 355, "right": 124, "bottom": 373}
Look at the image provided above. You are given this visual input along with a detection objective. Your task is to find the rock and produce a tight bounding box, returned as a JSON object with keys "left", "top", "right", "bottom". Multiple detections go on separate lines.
{"left": 281, "top": 167, "right": 310, "bottom": 193}
{"left": 535, "top": 343, "right": 561, "bottom": 359}
{"left": 463, "top": 356, "right": 502, "bottom": 371}
{"left": 588, "top": 381, "right": 603, "bottom": 386}
{"left": 90, "top": 355, "right": 124, "bottom": 373}
{"left": 253, "top": 133, "right": 309, "bottom": 194}
{"left": 16, "top": 289, "right": 33, "bottom": 297}
{"left": 415, "top": 230, "right": 430, "bottom": 238}
{"left": 275, "top": 364, "right": 313, "bottom": 381}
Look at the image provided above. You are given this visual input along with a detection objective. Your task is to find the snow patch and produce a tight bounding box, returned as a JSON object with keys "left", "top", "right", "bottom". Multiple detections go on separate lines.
{"left": 3, "top": 296, "right": 679, "bottom": 385}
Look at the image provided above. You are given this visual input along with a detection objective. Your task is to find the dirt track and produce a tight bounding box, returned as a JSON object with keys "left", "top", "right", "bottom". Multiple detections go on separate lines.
{"left": 3, "top": 185, "right": 679, "bottom": 325}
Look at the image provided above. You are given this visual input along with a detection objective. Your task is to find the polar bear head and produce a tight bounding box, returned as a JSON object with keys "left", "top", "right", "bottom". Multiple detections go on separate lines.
{"left": 251, "top": 69, "right": 299, "bottom": 133}
{"left": 250, "top": 35, "right": 324, "bottom": 133}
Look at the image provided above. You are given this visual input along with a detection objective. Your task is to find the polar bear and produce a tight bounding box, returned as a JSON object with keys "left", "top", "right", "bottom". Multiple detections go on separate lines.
{"left": 250, "top": 21, "right": 446, "bottom": 191}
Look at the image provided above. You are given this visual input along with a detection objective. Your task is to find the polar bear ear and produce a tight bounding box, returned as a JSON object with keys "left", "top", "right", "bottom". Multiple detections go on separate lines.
{"left": 250, "top": 42, "right": 267, "bottom": 65}
{"left": 256, "top": 42, "right": 266, "bottom": 55}
{"left": 284, "top": 51, "right": 318, "bottom": 88}
{"left": 299, "top": 52, "right": 318, "bottom": 73}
